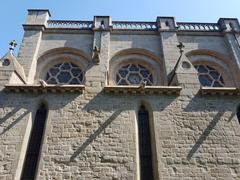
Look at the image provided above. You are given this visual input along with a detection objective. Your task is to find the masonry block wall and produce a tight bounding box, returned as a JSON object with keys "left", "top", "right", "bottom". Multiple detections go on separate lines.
{"left": 0, "top": 9, "right": 240, "bottom": 180}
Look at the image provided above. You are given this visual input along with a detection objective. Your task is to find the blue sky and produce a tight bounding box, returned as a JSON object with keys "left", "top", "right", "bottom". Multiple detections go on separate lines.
{"left": 0, "top": 0, "right": 239, "bottom": 56}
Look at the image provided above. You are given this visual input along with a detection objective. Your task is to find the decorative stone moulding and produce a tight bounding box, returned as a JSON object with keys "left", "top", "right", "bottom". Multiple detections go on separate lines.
{"left": 177, "top": 22, "right": 220, "bottom": 32}
{"left": 201, "top": 87, "right": 240, "bottom": 96}
{"left": 104, "top": 86, "right": 182, "bottom": 95}
{"left": 47, "top": 20, "right": 93, "bottom": 29}
{"left": 4, "top": 84, "right": 85, "bottom": 93}
{"left": 46, "top": 21, "right": 223, "bottom": 32}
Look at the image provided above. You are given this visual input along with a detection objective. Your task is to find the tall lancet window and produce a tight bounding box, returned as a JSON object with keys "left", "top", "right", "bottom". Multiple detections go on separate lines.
{"left": 237, "top": 106, "right": 240, "bottom": 124}
{"left": 138, "top": 105, "right": 154, "bottom": 180}
{"left": 21, "top": 104, "right": 48, "bottom": 180}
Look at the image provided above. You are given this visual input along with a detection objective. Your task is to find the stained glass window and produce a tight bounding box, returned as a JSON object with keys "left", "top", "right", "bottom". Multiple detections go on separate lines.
{"left": 116, "top": 64, "right": 153, "bottom": 85}
{"left": 21, "top": 105, "right": 48, "bottom": 180}
{"left": 194, "top": 65, "right": 224, "bottom": 87}
{"left": 138, "top": 105, "right": 154, "bottom": 180}
{"left": 46, "top": 62, "right": 84, "bottom": 85}
{"left": 237, "top": 106, "right": 240, "bottom": 124}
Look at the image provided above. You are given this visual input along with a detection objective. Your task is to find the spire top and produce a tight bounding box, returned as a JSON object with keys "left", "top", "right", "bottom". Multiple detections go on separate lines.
{"left": 9, "top": 40, "right": 17, "bottom": 51}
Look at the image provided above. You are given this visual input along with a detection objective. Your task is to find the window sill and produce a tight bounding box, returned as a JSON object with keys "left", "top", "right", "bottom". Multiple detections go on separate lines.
{"left": 4, "top": 84, "right": 85, "bottom": 93}
{"left": 201, "top": 87, "right": 240, "bottom": 95}
{"left": 104, "top": 85, "right": 182, "bottom": 95}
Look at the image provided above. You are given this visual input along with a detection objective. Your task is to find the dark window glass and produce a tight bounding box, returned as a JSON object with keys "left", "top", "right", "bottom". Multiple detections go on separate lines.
{"left": 21, "top": 105, "right": 48, "bottom": 180}
{"left": 194, "top": 65, "right": 224, "bottom": 87}
{"left": 116, "top": 64, "right": 153, "bottom": 86}
{"left": 138, "top": 105, "right": 154, "bottom": 180}
{"left": 237, "top": 106, "right": 240, "bottom": 124}
{"left": 46, "top": 62, "right": 84, "bottom": 85}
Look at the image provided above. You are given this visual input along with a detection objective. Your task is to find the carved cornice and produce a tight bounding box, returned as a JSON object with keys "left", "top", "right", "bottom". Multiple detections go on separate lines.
{"left": 201, "top": 87, "right": 240, "bottom": 95}
{"left": 4, "top": 84, "right": 85, "bottom": 93}
{"left": 103, "top": 86, "right": 182, "bottom": 95}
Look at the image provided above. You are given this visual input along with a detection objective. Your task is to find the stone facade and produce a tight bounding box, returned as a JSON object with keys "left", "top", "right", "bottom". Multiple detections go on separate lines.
{"left": 0, "top": 9, "right": 240, "bottom": 180}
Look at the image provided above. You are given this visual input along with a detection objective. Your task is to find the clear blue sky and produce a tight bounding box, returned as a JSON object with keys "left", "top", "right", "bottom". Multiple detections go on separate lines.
{"left": 0, "top": 0, "right": 239, "bottom": 57}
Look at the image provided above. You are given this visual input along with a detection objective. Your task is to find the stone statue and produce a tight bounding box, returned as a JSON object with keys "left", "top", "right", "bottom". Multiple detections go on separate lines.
{"left": 92, "top": 46, "right": 101, "bottom": 64}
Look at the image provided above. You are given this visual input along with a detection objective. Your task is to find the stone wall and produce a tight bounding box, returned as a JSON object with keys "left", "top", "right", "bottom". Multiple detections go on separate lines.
{"left": 0, "top": 90, "right": 239, "bottom": 179}
{"left": 0, "top": 9, "right": 240, "bottom": 180}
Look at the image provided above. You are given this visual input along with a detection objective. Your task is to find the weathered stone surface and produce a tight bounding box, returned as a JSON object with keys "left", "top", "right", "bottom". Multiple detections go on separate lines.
{"left": 0, "top": 9, "right": 240, "bottom": 180}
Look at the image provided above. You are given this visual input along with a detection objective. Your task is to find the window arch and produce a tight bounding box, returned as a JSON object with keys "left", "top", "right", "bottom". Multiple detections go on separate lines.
{"left": 36, "top": 47, "right": 91, "bottom": 85}
{"left": 21, "top": 104, "right": 48, "bottom": 180}
{"left": 138, "top": 105, "right": 154, "bottom": 180}
{"left": 109, "top": 49, "right": 167, "bottom": 86}
{"left": 186, "top": 50, "right": 236, "bottom": 87}
{"left": 194, "top": 64, "right": 225, "bottom": 87}
{"left": 45, "top": 62, "right": 84, "bottom": 85}
{"left": 116, "top": 63, "right": 153, "bottom": 85}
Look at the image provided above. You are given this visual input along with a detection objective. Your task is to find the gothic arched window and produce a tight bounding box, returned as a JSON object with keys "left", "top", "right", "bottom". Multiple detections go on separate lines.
{"left": 116, "top": 64, "right": 153, "bottom": 85}
{"left": 194, "top": 65, "right": 225, "bottom": 87}
{"left": 21, "top": 104, "right": 48, "bottom": 180}
{"left": 46, "top": 62, "right": 84, "bottom": 85}
{"left": 138, "top": 105, "right": 154, "bottom": 180}
{"left": 237, "top": 105, "right": 240, "bottom": 124}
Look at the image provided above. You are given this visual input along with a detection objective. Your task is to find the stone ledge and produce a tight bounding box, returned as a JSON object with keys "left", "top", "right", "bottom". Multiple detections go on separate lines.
{"left": 4, "top": 84, "right": 85, "bottom": 93}
{"left": 201, "top": 87, "right": 240, "bottom": 95}
{"left": 23, "top": 24, "right": 46, "bottom": 31}
{"left": 104, "top": 86, "right": 182, "bottom": 95}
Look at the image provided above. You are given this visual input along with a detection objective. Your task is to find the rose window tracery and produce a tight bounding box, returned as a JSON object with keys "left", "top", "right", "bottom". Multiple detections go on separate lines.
{"left": 46, "top": 62, "right": 84, "bottom": 85}
{"left": 194, "top": 65, "right": 224, "bottom": 87}
{"left": 116, "top": 64, "right": 153, "bottom": 85}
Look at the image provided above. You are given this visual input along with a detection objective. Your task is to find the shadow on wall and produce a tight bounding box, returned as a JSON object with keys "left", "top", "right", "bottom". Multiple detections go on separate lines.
{"left": 183, "top": 93, "right": 238, "bottom": 160}
{"left": 0, "top": 90, "right": 80, "bottom": 135}
{"left": 69, "top": 91, "right": 132, "bottom": 162}
{"left": 186, "top": 111, "right": 224, "bottom": 160}
{"left": 68, "top": 91, "right": 177, "bottom": 162}
{"left": 70, "top": 109, "right": 122, "bottom": 162}
{"left": 0, "top": 91, "right": 33, "bottom": 136}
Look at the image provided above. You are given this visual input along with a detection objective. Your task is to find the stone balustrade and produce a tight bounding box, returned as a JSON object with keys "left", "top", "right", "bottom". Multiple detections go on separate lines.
{"left": 47, "top": 20, "right": 222, "bottom": 32}
{"left": 47, "top": 20, "right": 93, "bottom": 29}
{"left": 177, "top": 22, "right": 220, "bottom": 31}
{"left": 112, "top": 21, "right": 157, "bottom": 30}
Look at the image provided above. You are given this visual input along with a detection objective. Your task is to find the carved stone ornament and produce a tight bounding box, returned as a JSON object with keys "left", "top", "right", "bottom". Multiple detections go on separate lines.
{"left": 92, "top": 46, "right": 101, "bottom": 64}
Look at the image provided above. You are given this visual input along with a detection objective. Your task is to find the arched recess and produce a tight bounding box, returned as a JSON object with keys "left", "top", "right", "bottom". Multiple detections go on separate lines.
{"left": 135, "top": 101, "right": 159, "bottom": 180}
{"left": 35, "top": 47, "right": 91, "bottom": 83}
{"left": 237, "top": 105, "right": 240, "bottom": 124}
{"left": 21, "top": 102, "right": 48, "bottom": 180}
{"left": 109, "top": 48, "right": 167, "bottom": 86}
{"left": 186, "top": 49, "right": 237, "bottom": 87}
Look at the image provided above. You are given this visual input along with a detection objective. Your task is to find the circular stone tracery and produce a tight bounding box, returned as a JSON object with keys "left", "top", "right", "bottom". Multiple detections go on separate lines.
{"left": 46, "top": 62, "right": 84, "bottom": 85}
{"left": 116, "top": 64, "right": 153, "bottom": 85}
{"left": 194, "top": 65, "right": 224, "bottom": 87}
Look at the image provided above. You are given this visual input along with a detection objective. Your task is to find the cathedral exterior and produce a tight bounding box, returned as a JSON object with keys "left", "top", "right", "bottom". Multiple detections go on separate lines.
{"left": 0, "top": 9, "right": 240, "bottom": 180}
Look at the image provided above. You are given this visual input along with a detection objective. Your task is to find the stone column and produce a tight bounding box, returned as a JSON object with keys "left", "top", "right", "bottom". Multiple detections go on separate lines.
{"left": 85, "top": 16, "right": 112, "bottom": 94}
{"left": 157, "top": 17, "right": 179, "bottom": 78}
{"left": 157, "top": 17, "right": 199, "bottom": 91}
{"left": 18, "top": 9, "right": 50, "bottom": 84}
{"left": 218, "top": 18, "right": 240, "bottom": 86}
